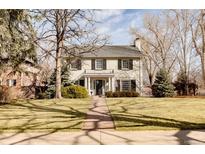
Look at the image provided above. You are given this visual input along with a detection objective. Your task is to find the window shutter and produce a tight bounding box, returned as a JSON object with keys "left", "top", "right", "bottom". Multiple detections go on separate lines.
{"left": 91, "top": 59, "right": 95, "bottom": 70}
{"left": 129, "top": 59, "right": 133, "bottom": 70}
{"left": 131, "top": 80, "right": 136, "bottom": 92}
{"left": 103, "top": 59, "right": 106, "bottom": 70}
{"left": 77, "top": 59, "right": 81, "bottom": 70}
{"left": 118, "top": 59, "right": 122, "bottom": 70}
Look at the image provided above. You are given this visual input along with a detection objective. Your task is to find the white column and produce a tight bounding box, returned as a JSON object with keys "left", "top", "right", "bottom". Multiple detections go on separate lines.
{"left": 139, "top": 58, "right": 143, "bottom": 95}
{"left": 108, "top": 77, "right": 111, "bottom": 91}
{"left": 85, "top": 77, "right": 87, "bottom": 89}
{"left": 140, "top": 58, "right": 143, "bottom": 95}
{"left": 112, "top": 77, "right": 115, "bottom": 92}
{"left": 88, "top": 77, "right": 90, "bottom": 95}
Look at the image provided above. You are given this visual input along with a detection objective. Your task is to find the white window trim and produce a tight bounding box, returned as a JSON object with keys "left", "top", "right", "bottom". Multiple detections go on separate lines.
{"left": 121, "top": 80, "right": 131, "bottom": 91}
{"left": 7, "top": 79, "right": 17, "bottom": 87}
{"left": 95, "top": 59, "right": 103, "bottom": 70}
{"left": 122, "top": 59, "right": 129, "bottom": 70}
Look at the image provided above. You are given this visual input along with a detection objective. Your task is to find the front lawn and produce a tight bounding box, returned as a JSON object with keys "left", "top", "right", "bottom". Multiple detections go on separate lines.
{"left": 106, "top": 97, "right": 205, "bottom": 130}
{"left": 0, "top": 98, "right": 90, "bottom": 133}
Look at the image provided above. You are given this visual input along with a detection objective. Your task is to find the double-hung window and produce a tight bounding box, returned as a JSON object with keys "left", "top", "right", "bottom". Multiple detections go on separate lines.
{"left": 118, "top": 59, "right": 133, "bottom": 70}
{"left": 95, "top": 59, "right": 103, "bottom": 70}
{"left": 122, "top": 59, "right": 129, "bottom": 69}
{"left": 121, "top": 80, "right": 136, "bottom": 92}
{"left": 122, "top": 80, "right": 130, "bottom": 91}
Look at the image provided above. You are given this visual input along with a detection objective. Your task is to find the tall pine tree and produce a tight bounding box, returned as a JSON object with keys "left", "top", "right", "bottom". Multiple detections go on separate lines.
{"left": 0, "top": 10, "right": 36, "bottom": 70}
{"left": 152, "top": 69, "right": 175, "bottom": 97}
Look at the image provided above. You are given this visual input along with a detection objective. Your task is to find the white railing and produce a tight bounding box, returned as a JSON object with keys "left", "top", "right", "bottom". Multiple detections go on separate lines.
{"left": 84, "top": 69, "right": 114, "bottom": 74}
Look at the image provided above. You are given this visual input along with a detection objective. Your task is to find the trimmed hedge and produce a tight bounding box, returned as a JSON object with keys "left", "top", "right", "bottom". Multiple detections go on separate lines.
{"left": 62, "top": 85, "right": 88, "bottom": 98}
{"left": 105, "top": 91, "right": 139, "bottom": 97}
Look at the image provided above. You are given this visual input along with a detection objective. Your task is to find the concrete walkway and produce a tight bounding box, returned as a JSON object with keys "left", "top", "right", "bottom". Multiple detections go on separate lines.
{"left": 0, "top": 130, "right": 205, "bottom": 144}
{"left": 82, "top": 96, "right": 115, "bottom": 130}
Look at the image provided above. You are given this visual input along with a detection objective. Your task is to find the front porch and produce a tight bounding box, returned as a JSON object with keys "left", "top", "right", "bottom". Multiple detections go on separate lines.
{"left": 73, "top": 69, "right": 141, "bottom": 96}
{"left": 84, "top": 76, "right": 115, "bottom": 96}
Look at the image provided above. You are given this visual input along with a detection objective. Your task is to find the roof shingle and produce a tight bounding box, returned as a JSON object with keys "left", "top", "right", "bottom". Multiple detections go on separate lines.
{"left": 82, "top": 45, "right": 143, "bottom": 58}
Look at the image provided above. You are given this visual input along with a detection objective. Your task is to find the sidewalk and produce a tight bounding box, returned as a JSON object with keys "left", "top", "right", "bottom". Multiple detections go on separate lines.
{"left": 82, "top": 96, "right": 115, "bottom": 130}
{"left": 0, "top": 130, "right": 205, "bottom": 144}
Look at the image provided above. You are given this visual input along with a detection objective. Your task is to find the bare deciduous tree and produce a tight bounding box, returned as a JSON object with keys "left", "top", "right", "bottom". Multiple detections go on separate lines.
{"left": 171, "top": 10, "right": 198, "bottom": 94}
{"left": 191, "top": 9, "right": 205, "bottom": 88}
{"left": 33, "top": 9, "right": 107, "bottom": 98}
{"left": 130, "top": 11, "right": 177, "bottom": 85}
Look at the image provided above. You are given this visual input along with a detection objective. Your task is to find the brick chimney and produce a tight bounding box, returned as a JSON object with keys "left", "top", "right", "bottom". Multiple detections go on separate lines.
{"left": 134, "top": 38, "right": 141, "bottom": 51}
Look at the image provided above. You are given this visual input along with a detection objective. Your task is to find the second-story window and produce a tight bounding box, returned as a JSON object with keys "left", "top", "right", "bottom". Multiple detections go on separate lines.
{"left": 118, "top": 59, "right": 133, "bottom": 70}
{"left": 122, "top": 59, "right": 129, "bottom": 69}
{"left": 71, "top": 59, "right": 81, "bottom": 70}
{"left": 95, "top": 59, "right": 104, "bottom": 70}
{"left": 92, "top": 59, "right": 106, "bottom": 70}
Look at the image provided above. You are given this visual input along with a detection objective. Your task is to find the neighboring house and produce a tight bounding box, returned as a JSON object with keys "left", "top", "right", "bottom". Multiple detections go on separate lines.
{"left": 0, "top": 61, "right": 41, "bottom": 98}
{"left": 69, "top": 38, "right": 144, "bottom": 96}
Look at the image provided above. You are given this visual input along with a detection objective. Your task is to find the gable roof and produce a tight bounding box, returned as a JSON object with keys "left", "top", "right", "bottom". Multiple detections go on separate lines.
{"left": 81, "top": 45, "right": 143, "bottom": 58}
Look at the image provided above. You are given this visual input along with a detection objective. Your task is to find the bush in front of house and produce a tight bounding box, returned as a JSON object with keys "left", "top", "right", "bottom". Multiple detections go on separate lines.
{"left": 105, "top": 91, "right": 113, "bottom": 97}
{"left": 39, "top": 84, "right": 88, "bottom": 99}
{"left": 152, "top": 69, "right": 175, "bottom": 97}
{"left": 105, "top": 91, "right": 139, "bottom": 97}
{"left": 62, "top": 85, "right": 88, "bottom": 98}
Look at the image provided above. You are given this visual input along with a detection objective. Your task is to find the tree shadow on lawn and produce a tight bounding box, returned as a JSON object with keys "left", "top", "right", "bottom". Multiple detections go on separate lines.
{"left": 0, "top": 100, "right": 88, "bottom": 144}
{"left": 1, "top": 98, "right": 205, "bottom": 145}
{"left": 112, "top": 113, "right": 205, "bottom": 129}
{"left": 110, "top": 112, "right": 205, "bottom": 144}
{"left": 73, "top": 113, "right": 205, "bottom": 145}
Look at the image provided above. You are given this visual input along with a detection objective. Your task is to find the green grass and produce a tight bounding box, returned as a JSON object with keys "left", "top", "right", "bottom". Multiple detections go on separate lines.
{"left": 0, "top": 98, "right": 90, "bottom": 133}
{"left": 106, "top": 97, "right": 205, "bottom": 131}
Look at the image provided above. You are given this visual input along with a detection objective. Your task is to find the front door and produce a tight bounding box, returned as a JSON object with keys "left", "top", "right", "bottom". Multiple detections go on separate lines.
{"left": 96, "top": 80, "right": 103, "bottom": 95}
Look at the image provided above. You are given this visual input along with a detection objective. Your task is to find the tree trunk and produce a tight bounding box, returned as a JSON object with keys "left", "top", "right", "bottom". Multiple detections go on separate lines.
{"left": 55, "top": 10, "right": 62, "bottom": 99}
{"left": 201, "top": 53, "right": 205, "bottom": 88}
{"left": 55, "top": 48, "right": 62, "bottom": 99}
{"left": 149, "top": 73, "right": 154, "bottom": 86}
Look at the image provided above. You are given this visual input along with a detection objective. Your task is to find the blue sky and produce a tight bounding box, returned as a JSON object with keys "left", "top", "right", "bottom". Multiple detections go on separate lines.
{"left": 95, "top": 9, "right": 161, "bottom": 45}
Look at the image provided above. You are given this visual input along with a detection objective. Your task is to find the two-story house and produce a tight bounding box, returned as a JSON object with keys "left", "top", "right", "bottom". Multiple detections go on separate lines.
{"left": 69, "top": 38, "right": 144, "bottom": 96}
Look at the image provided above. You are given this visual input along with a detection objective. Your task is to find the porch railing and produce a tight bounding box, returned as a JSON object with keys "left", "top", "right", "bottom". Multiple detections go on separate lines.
{"left": 84, "top": 69, "right": 114, "bottom": 74}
